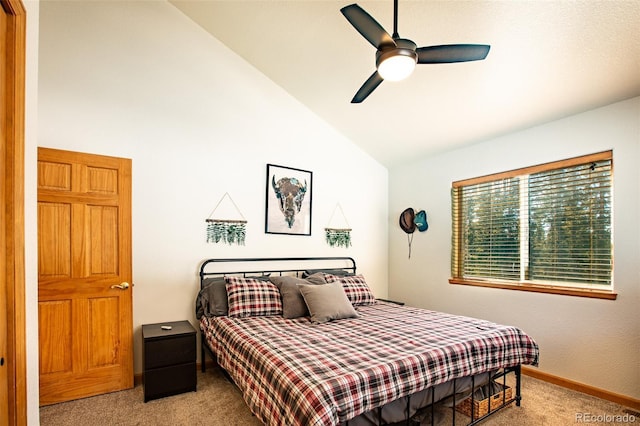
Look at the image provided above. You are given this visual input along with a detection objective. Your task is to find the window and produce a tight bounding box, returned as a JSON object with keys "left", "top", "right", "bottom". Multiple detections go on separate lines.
{"left": 450, "top": 151, "right": 614, "bottom": 299}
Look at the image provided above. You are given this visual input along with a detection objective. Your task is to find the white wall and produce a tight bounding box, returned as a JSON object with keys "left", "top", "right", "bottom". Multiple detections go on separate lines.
{"left": 35, "top": 0, "right": 388, "bottom": 382}
{"left": 389, "top": 97, "right": 640, "bottom": 399}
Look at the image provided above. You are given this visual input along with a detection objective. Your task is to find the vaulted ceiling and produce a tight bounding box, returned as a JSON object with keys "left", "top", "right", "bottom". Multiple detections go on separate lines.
{"left": 171, "top": 0, "right": 640, "bottom": 167}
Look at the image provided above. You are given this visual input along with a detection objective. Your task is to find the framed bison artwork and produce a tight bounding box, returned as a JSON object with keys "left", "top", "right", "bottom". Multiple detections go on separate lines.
{"left": 265, "top": 164, "right": 313, "bottom": 236}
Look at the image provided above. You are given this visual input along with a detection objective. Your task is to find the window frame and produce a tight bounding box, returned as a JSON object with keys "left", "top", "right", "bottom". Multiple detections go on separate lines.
{"left": 450, "top": 151, "right": 616, "bottom": 300}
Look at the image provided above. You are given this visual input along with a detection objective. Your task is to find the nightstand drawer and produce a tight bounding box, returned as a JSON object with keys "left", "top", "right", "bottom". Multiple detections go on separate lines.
{"left": 144, "top": 335, "right": 196, "bottom": 369}
{"left": 144, "top": 362, "right": 196, "bottom": 402}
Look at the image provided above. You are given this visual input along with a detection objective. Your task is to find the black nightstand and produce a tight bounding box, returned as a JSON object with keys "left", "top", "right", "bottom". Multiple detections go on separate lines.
{"left": 142, "top": 320, "right": 197, "bottom": 402}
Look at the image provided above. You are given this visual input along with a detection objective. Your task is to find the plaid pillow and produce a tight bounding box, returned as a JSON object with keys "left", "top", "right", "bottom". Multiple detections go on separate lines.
{"left": 325, "top": 274, "right": 377, "bottom": 306}
{"left": 225, "top": 277, "right": 283, "bottom": 317}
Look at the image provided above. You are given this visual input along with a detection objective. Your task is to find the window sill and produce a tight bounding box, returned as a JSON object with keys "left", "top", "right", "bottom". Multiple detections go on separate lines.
{"left": 449, "top": 278, "right": 617, "bottom": 300}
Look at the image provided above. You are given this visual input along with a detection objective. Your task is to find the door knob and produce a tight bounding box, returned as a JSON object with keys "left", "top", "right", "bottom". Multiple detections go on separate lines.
{"left": 110, "top": 282, "right": 130, "bottom": 290}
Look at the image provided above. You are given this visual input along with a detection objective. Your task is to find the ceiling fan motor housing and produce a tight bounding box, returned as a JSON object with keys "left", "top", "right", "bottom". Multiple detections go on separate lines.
{"left": 375, "top": 38, "right": 418, "bottom": 69}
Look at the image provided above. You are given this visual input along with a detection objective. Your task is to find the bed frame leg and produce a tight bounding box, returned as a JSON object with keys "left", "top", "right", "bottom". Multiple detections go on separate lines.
{"left": 201, "top": 334, "right": 207, "bottom": 372}
{"left": 515, "top": 364, "right": 522, "bottom": 407}
{"left": 430, "top": 386, "right": 435, "bottom": 426}
{"left": 451, "top": 378, "right": 457, "bottom": 425}
{"left": 470, "top": 374, "right": 476, "bottom": 420}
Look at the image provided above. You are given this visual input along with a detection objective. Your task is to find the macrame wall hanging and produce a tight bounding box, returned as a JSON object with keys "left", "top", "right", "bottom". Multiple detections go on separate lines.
{"left": 325, "top": 203, "right": 352, "bottom": 248}
{"left": 205, "top": 192, "right": 247, "bottom": 246}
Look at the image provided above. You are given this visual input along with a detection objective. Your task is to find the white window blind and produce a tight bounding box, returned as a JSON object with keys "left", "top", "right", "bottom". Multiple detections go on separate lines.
{"left": 451, "top": 152, "right": 612, "bottom": 289}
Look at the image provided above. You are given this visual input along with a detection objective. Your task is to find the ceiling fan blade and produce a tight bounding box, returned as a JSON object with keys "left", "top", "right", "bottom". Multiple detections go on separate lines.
{"left": 417, "top": 44, "right": 490, "bottom": 64}
{"left": 351, "top": 71, "right": 384, "bottom": 103}
{"left": 341, "top": 4, "right": 395, "bottom": 50}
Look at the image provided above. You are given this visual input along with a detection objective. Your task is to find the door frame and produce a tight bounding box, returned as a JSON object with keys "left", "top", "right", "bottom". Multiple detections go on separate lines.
{"left": 1, "top": 0, "right": 27, "bottom": 424}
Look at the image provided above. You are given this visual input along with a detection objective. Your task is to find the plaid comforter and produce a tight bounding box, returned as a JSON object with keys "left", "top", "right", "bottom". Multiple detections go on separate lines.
{"left": 201, "top": 302, "right": 539, "bottom": 426}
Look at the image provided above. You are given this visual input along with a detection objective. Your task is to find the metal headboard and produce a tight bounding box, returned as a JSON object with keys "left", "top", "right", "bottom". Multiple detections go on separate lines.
{"left": 199, "top": 257, "right": 356, "bottom": 289}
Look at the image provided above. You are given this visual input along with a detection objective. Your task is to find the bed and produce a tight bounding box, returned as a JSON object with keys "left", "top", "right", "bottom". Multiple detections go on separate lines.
{"left": 196, "top": 257, "right": 539, "bottom": 426}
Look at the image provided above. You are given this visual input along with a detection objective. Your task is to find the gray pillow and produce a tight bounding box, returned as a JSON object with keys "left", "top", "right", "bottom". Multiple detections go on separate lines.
{"left": 270, "top": 276, "right": 315, "bottom": 319}
{"left": 298, "top": 282, "right": 358, "bottom": 324}
{"left": 303, "top": 269, "right": 354, "bottom": 278}
{"left": 196, "top": 277, "right": 228, "bottom": 318}
{"left": 304, "top": 272, "right": 328, "bottom": 285}
{"left": 246, "top": 274, "right": 271, "bottom": 281}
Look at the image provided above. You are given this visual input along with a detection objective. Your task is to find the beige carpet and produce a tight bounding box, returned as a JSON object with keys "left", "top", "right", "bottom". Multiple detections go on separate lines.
{"left": 40, "top": 368, "right": 636, "bottom": 426}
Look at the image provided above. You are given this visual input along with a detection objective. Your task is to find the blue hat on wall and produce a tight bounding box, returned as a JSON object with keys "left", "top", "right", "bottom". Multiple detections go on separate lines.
{"left": 414, "top": 210, "right": 428, "bottom": 232}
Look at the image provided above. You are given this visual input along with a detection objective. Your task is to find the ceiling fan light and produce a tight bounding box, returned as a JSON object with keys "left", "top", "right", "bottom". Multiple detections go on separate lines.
{"left": 377, "top": 50, "right": 417, "bottom": 81}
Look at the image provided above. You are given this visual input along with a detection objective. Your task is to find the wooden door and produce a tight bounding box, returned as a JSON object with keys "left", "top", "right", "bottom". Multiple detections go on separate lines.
{"left": 37, "top": 147, "right": 133, "bottom": 405}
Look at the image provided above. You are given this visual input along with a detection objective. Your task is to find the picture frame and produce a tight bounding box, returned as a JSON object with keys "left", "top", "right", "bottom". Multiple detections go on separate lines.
{"left": 265, "top": 164, "right": 313, "bottom": 236}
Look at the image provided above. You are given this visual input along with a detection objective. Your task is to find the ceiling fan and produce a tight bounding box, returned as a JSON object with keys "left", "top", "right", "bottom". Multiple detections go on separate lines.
{"left": 341, "top": 0, "right": 490, "bottom": 103}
